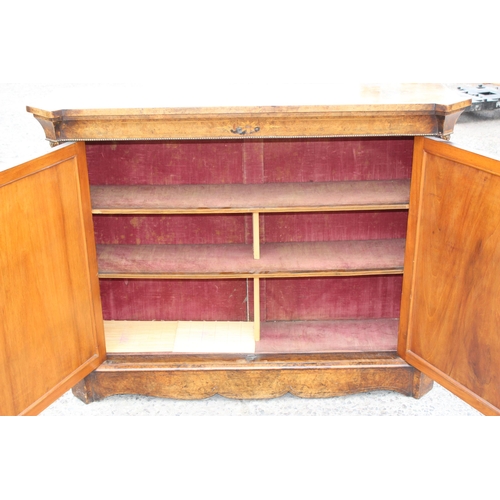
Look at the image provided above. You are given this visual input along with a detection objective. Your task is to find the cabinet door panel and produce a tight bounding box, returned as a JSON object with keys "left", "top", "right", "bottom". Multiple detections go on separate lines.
{"left": 399, "top": 137, "right": 500, "bottom": 415}
{"left": 0, "top": 143, "right": 105, "bottom": 416}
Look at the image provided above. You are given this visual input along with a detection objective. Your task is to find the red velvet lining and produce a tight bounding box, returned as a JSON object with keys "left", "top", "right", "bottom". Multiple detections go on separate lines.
{"left": 86, "top": 138, "right": 414, "bottom": 185}
{"left": 88, "top": 138, "right": 412, "bottom": 326}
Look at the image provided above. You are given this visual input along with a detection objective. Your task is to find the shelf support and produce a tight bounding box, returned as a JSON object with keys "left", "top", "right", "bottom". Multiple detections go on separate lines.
{"left": 252, "top": 212, "right": 260, "bottom": 259}
{"left": 253, "top": 277, "right": 260, "bottom": 341}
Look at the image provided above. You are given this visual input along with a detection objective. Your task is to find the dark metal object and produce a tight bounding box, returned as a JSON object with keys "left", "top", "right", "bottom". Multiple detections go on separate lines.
{"left": 457, "top": 84, "right": 500, "bottom": 112}
{"left": 230, "top": 126, "right": 260, "bottom": 135}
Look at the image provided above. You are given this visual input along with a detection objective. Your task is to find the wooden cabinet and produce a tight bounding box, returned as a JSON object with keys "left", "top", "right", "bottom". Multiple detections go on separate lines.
{"left": 2, "top": 84, "right": 499, "bottom": 415}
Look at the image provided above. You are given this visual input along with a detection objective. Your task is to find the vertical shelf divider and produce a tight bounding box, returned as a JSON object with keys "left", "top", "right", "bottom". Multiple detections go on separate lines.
{"left": 252, "top": 211, "right": 260, "bottom": 260}
{"left": 252, "top": 211, "right": 261, "bottom": 340}
{"left": 253, "top": 277, "right": 260, "bottom": 341}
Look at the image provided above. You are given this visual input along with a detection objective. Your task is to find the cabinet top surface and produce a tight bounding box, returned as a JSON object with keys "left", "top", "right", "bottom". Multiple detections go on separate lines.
{"left": 27, "top": 84, "right": 470, "bottom": 117}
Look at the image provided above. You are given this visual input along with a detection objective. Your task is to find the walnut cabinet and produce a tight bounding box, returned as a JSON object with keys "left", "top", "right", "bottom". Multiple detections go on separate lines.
{"left": 2, "top": 85, "right": 499, "bottom": 415}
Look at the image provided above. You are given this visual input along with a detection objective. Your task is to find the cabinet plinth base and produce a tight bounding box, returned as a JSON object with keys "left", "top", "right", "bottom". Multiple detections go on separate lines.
{"left": 71, "top": 353, "right": 432, "bottom": 403}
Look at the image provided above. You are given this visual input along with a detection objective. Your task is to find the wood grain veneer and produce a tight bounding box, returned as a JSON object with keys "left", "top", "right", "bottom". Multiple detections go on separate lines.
{"left": 0, "top": 144, "right": 105, "bottom": 416}
{"left": 399, "top": 137, "right": 500, "bottom": 416}
{"left": 26, "top": 84, "right": 470, "bottom": 143}
{"left": 72, "top": 352, "right": 433, "bottom": 402}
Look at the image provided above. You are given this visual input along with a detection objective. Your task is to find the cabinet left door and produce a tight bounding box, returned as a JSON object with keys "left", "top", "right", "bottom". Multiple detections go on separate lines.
{"left": 0, "top": 143, "right": 106, "bottom": 415}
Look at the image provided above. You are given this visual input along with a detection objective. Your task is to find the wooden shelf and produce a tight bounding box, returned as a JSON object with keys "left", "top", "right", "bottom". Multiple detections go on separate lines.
{"left": 90, "top": 180, "right": 410, "bottom": 214}
{"left": 104, "top": 319, "right": 398, "bottom": 354}
{"left": 256, "top": 319, "right": 398, "bottom": 353}
{"left": 97, "top": 239, "right": 405, "bottom": 278}
{"left": 105, "top": 320, "right": 255, "bottom": 353}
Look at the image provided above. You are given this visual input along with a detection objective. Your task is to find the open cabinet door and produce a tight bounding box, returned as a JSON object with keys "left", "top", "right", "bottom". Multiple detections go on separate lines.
{"left": 399, "top": 137, "right": 500, "bottom": 415}
{"left": 0, "top": 143, "right": 105, "bottom": 415}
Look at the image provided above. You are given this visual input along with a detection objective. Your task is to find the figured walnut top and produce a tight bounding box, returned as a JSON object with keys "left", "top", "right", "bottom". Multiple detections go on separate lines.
{"left": 25, "top": 84, "right": 471, "bottom": 141}
{"left": 27, "top": 83, "right": 470, "bottom": 118}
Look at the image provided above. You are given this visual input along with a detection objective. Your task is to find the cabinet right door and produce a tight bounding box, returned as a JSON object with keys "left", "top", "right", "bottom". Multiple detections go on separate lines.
{"left": 399, "top": 137, "right": 500, "bottom": 415}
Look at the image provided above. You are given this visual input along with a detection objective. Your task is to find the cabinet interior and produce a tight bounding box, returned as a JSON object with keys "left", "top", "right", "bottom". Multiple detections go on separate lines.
{"left": 86, "top": 137, "right": 414, "bottom": 355}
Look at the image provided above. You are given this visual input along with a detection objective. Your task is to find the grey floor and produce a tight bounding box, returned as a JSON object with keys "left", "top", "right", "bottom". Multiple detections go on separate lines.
{"left": 2, "top": 83, "right": 498, "bottom": 416}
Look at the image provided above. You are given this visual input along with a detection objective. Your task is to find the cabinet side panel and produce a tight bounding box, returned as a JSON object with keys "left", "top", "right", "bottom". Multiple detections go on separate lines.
{"left": 0, "top": 144, "right": 105, "bottom": 416}
{"left": 401, "top": 138, "right": 500, "bottom": 415}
